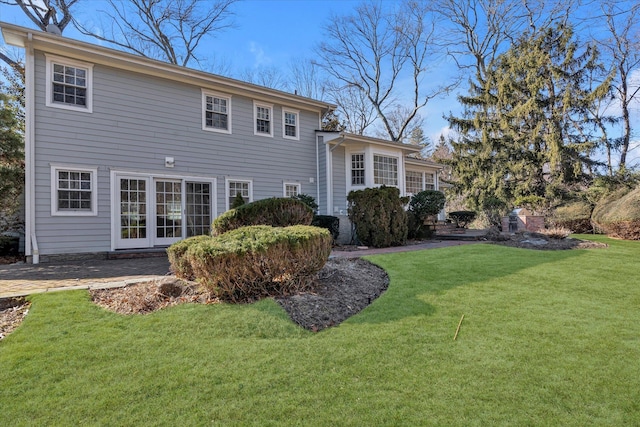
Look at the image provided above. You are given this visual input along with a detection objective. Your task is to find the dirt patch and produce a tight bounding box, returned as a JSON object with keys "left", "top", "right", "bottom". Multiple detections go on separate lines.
{"left": 88, "top": 258, "right": 388, "bottom": 332}
{"left": 0, "top": 298, "right": 30, "bottom": 340}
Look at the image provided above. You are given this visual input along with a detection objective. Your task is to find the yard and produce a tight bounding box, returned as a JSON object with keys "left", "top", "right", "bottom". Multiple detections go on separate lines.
{"left": 1, "top": 235, "right": 638, "bottom": 425}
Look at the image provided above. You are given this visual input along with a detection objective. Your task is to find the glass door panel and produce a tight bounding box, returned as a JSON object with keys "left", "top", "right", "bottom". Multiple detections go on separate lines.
{"left": 116, "top": 177, "right": 150, "bottom": 249}
{"left": 154, "top": 179, "right": 183, "bottom": 245}
{"left": 186, "top": 181, "right": 212, "bottom": 237}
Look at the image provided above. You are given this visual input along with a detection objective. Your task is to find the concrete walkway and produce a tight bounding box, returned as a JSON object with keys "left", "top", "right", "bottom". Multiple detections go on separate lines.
{"left": 0, "top": 240, "right": 478, "bottom": 298}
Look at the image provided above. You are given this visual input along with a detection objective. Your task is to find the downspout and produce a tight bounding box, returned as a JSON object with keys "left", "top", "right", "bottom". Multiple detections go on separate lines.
{"left": 315, "top": 135, "right": 320, "bottom": 213}
{"left": 25, "top": 33, "right": 38, "bottom": 264}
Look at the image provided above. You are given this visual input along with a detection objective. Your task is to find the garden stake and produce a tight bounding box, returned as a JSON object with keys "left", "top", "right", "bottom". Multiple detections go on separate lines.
{"left": 453, "top": 314, "right": 465, "bottom": 341}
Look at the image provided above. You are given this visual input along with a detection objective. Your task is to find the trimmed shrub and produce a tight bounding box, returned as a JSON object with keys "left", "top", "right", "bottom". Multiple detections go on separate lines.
{"left": 408, "top": 190, "right": 445, "bottom": 238}
{"left": 550, "top": 201, "right": 592, "bottom": 233}
{"left": 347, "top": 186, "right": 408, "bottom": 248}
{"left": 292, "top": 194, "right": 319, "bottom": 212}
{"left": 448, "top": 211, "right": 477, "bottom": 228}
{"left": 212, "top": 197, "right": 313, "bottom": 236}
{"left": 592, "top": 186, "right": 640, "bottom": 239}
{"left": 311, "top": 215, "right": 340, "bottom": 241}
{"left": 166, "top": 234, "right": 212, "bottom": 280}
{"left": 184, "top": 225, "right": 332, "bottom": 302}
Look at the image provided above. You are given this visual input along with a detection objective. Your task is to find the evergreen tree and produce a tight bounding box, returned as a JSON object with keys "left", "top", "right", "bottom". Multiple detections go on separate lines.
{"left": 446, "top": 24, "right": 610, "bottom": 215}
{"left": 0, "top": 91, "right": 24, "bottom": 216}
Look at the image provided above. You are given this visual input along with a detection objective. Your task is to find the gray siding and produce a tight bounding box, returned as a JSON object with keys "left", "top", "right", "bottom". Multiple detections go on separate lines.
{"left": 33, "top": 51, "right": 321, "bottom": 255}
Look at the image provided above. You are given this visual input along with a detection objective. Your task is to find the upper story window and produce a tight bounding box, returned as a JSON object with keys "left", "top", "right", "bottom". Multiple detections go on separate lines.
{"left": 406, "top": 171, "right": 423, "bottom": 195}
{"left": 45, "top": 54, "right": 93, "bottom": 113}
{"left": 425, "top": 173, "right": 435, "bottom": 190}
{"left": 202, "top": 91, "right": 231, "bottom": 133}
{"left": 351, "top": 153, "right": 365, "bottom": 185}
{"left": 51, "top": 165, "right": 98, "bottom": 216}
{"left": 373, "top": 155, "right": 398, "bottom": 186}
{"left": 282, "top": 109, "right": 299, "bottom": 140}
{"left": 284, "top": 183, "right": 301, "bottom": 197}
{"left": 254, "top": 102, "right": 273, "bottom": 137}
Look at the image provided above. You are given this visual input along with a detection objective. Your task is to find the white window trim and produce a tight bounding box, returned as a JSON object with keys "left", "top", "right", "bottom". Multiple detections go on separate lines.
{"left": 282, "top": 108, "right": 300, "bottom": 141}
{"left": 253, "top": 101, "right": 274, "bottom": 137}
{"left": 405, "top": 170, "right": 424, "bottom": 196}
{"left": 225, "top": 178, "right": 253, "bottom": 211}
{"left": 283, "top": 182, "right": 301, "bottom": 197}
{"left": 45, "top": 54, "right": 93, "bottom": 113}
{"left": 51, "top": 165, "right": 98, "bottom": 216}
{"left": 201, "top": 89, "right": 232, "bottom": 134}
{"left": 373, "top": 153, "right": 400, "bottom": 187}
{"left": 350, "top": 152, "right": 366, "bottom": 187}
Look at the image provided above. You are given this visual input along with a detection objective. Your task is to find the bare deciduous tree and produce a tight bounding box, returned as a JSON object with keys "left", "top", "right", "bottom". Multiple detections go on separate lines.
{"left": 0, "top": 0, "right": 78, "bottom": 68}
{"left": 237, "top": 65, "right": 289, "bottom": 91}
{"left": 598, "top": 1, "right": 640, "bottom": 170}
{"left": 74, "top": 0, "right": 237, "bottom": 67}
{"left": 316, "top": 1, "right": 453, "bottom": 142}
{"left": 326, "top": 82, "right": 377, "bottom": 136}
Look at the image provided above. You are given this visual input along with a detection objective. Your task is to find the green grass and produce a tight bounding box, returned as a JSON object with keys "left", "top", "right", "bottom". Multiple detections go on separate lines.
{"left": 2, "top": 235, "right": 640, "bottom": 425}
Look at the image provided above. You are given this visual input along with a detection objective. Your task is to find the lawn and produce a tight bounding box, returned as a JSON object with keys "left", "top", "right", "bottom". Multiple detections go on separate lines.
{"left": 1, "top": 236, "right": 639, "bottom": 425}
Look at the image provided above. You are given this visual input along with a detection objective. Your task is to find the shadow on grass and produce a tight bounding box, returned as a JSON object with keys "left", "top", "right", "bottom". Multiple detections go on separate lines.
{"left": 346, "top": 243, "right": 586, "bottom": 326}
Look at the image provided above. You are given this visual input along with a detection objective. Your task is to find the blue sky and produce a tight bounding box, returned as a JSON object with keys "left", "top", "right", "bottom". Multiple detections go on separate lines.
{"left": 0, "top": 0, "right": 456, "bottom": 143}
{"left": 1, "top": 0, "right": 638, "bottom": 165}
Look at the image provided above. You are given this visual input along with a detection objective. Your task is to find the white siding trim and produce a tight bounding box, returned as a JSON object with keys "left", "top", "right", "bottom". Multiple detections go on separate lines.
{"left": 44, "top": 53, "right": 93, "bottom": 113}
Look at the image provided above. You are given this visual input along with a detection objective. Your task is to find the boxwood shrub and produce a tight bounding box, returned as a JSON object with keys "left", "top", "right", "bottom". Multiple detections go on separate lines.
{"left": 448, "top": 211, "right": 477, "bottom": 228}
{"left": 212, "top": 197, "right": 313, "bottom": 236}
{"left": 180, "top": 225, "right": 332, "bottom": 302}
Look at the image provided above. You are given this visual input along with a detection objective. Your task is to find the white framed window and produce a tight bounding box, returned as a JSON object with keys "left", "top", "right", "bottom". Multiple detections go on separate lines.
{"left": 254, "top": 101, "right": 273, "bottom": 137}
{"left": 202, "top": 90, "right": 232, "bottom": 133}
{"left": 226, "top": 179, "right": 253, "bottom": 210}
{"left": 284, "top": 182, "right": 301, "bottom": 197}
{"left": 282, "top": 109, "right": 299, "bottom": 140}
{"left": 51, "top": 165, "right": 98, "bottom": 216}
{"left": 425, "top": 173, "right": 435, "bottom": 190}
{"left": 45, "top": 54, "right": 93, "bottom": 113}
{"left": 373, "top": 155, "right": 398, "bottom": 186}
{"left": 351, "top": 153, "right": 365, "bottom": 186}
{"left": 406, "top": 171, "right": 423, "bottom": 195}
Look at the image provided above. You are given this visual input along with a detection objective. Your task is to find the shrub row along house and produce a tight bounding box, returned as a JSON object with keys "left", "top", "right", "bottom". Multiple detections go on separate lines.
{"left": 0, "top": 22, "right": 444, "bottom": 263}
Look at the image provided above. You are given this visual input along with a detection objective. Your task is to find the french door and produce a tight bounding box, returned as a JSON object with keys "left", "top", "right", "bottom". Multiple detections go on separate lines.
{"left": 114, "top": 174, "right": 213, "bottom": 250}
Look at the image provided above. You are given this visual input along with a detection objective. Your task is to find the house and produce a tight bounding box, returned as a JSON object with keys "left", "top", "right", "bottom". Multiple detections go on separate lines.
{"left": 0, "top": 22, "right": 444, "bottom": 263}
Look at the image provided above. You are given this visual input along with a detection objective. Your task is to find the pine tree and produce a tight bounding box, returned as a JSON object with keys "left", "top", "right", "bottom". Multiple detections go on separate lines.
{"left": 446, "top": 23, "right": 610, "bottom": 216}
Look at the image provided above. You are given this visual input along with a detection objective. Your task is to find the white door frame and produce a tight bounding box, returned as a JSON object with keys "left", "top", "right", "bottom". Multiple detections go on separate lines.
{"left": 111, "top": 171, "right": 216, "bottom": 250}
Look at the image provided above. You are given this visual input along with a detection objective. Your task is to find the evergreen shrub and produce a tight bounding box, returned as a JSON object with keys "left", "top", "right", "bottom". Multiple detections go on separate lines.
{"left": 550, "top": 201, "right": 592, "bottom": 233}
{"left": 448, "top": 211, "right": 477, "bottom": 228}
{"left": 591, "top": 186, "right": 640, "bottom": 239}
{"left": 408, "top": 190, "right": 445, "bottom": 238}
{"left": 347, "top": 186, "right": 407, "bottom": 247}
{"left": 311, "top": 215, "right": 340, "bottom": 241}
{"left": 166, "top": 235, "right": 212, "bottom": 280}
{"left": 292, "top": 194, "right": 319, "bottom": 212}
{"left": 212, "top": 197, "right": 313, "bottom": 235}
{"left": 182, "top": 225, "right": 331, "bottom": 302}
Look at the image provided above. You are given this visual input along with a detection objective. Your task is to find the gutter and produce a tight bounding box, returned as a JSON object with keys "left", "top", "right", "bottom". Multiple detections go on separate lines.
{"left": 25, "top": 32, "right": 38, "bottom": 263}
